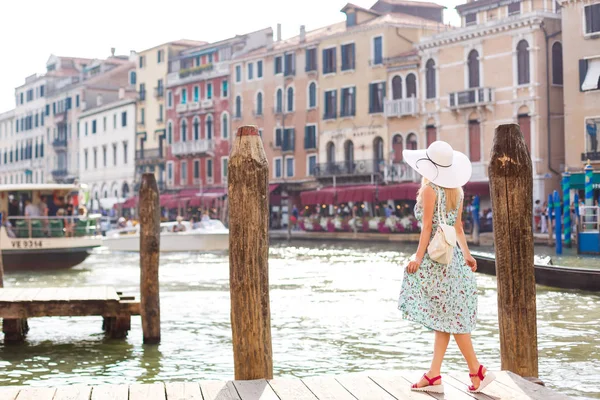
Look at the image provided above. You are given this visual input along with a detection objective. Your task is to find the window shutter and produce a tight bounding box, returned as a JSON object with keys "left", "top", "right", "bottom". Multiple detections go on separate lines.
{"left": 352, "top": 88, "right": 356, "bottom": 115}
{"left": 579, "top": 59, "right": 588, "bottom": 92}
{"left": 304, "top": 126, "right": 310, "bottom": 149}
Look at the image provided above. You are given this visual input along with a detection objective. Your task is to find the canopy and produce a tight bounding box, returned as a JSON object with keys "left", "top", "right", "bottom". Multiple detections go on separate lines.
{"left": 337, "top": 185, "right": 377, "bottom": 204}
{"left": 189, "top": 193, "right": 225, "bottom": 207}
{"left": 378, "top": 183, "right": 420, "bottom": 201}
{"left": 269, "top": 184, "right": 280, "bottom": 193}
{"left": 569, "top": 172, "right": 600, "bottom": 190}
{"left": 300, "top": 187, "right": 337, "bottom": 205}
{"left": 122, "top": 196, "right": 138, "bottom": 208}
{"left": 464, "top": 181, "right": 490, "bottom": 197}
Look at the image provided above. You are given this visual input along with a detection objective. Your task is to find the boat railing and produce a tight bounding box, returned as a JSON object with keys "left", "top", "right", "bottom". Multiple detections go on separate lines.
{"left": 579, "top": 206, "right": 600, "bottom": 233}
{"left": 3, "top": 216, "right": 100, "bottom": 239}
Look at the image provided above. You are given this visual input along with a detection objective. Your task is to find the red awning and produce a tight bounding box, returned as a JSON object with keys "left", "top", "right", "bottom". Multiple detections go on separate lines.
{"left": 269, "top": 184, "right": 279, "bottom": 193}
{"left": 159, "top": 194, "right": 176, "bottom": 206}
{"left": 122, "top": 196, "right": 138, "bottom": 208}
{"left": 378, "top": 183, "right": 420, "bottom": 201}
{"left": 300, "top": 187, "right": 337, "bottom": 205}
{"left": 163, "top": 197, "right": 191, "bottom": 209}
{"left": 337, "top": 185, "right": 377, "bottom": 204}
{"left": 464, "top": 181, "right": 490, "bottom": 197}
{"left": 189, "top": 190, "right": 227, "bottom": 207}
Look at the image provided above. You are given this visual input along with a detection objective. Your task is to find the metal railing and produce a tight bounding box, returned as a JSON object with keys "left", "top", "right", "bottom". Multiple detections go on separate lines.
{"left": 154, "top": 86, "right": 164, "bottom": 98}
{"left": 383, "top": 162, "right": 420, "bottom": 183}
{"left": 449, "top": 87, "right": 494, "bottom": 109}
{"left": 52, "top": 138, "right": 68, "bottom": 149}
{"left": 171, "top": 139, "right": 215, "bottom": 156}
{"left": 138, "top": 90, "right": 146, "bottom": 101}
{"left": 4, "top": 216, "right": 99, "bottom": 239}
{"left": 581, "top": 152, "right": 600, "bottom": 162}
{"left": 313, "top": 159, "right": 384, "bottom": 177}
{"left": 384, "top": 97, "right": 418, "bottom": 118}
{"left": 135, "top": 148, "right": 163, "bottom": 160}
{"left": 51, "top": 168, "right": 68, "bottom": 178}
{"left": 579, "top": 206, "right": 600, "bottom": 232}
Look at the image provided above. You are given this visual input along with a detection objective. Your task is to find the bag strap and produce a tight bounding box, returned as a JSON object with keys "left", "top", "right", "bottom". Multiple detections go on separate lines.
{"left": 435, "top": 186, "right": 447, "bottom": 225}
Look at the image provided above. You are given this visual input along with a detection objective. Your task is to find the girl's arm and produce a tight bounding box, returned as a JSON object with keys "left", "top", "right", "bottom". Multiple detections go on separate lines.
{"left": 455, "top": 199, "right": 477, "bottom": 271}
{"left": 407, "top": 185, "right": 435, "bottom": 273}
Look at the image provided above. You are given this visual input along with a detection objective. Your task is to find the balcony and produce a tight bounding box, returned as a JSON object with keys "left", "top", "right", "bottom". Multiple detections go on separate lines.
{"left": 449, "top": 87, "right": 494, "bottom": 109}
{"left": 273, "top": 106, "right": 283, "bottom": 115}
{"left": 171, "top": 139, "right": 215, "bottom": 157}
{"left": 52, "top": 138, "right": 67, "bottom": 151}
{"left": 201, "top": 99, "right": 214, "bottom": 109}
{"left": 51, "top": 169, "right": 68, "bottom": 180}
{"left": 188, "top": 102, "right": 200, "bottom": 111}
{"left": 314, "top": 159, "right": 384, "bottom": 178}
{"left": 384, "top": 97, "right": 419, "bottom": 118}
{"left": 166, "top": 62, "right": 230, "bottom": 87}
{"left": 581, "top": 152, "right": 600, "bottom": 162}
{"left": 384, "top": 162, "right": 419, "bottom": 183}
{"left": 176, "top": 103, "right": 188, "bottom": 113}
{"left": 54, "top": 111, "right": 68, "bottom": 125}
{"left": 154, "top": 86, "right": 164, "bottom": 98}
{"left": 138, "top": 90, "right": 146, "bottom": 102}
{"left": 135, "top": 148, "right": 164, "bottom": 164}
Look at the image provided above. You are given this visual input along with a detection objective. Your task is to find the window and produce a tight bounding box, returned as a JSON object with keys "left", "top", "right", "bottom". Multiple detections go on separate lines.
{"left": 257, "top": 60, "right": 263, "bottom": 78}
{"left": 206, "top": 115, "right": 213, "bottom": 139}
{"left": 283, "top": 128, "right": 295, "bottom": 151}
{"left": 340, "top": 87, "right": 356, "bottom": 117}
{"left": 517, "top": 40, "right": 530, "bottom": 85}
{"left": 508, "top": 1, "right": 521, "bottom": 15}
{"left": 552, "top": 42, "right": 563, "bottom": 85}
{"left": 76, "top": 95, "right": 80, "bottom": 108}
{"left": 193, "top": 86, "right": 200, "bottom": 102}
{"left": 181, "top": 88, "right": 187, "bottom": 104}
{"left": 275, "top": 128, "right": 283, "bottom": 147}
{"left": 235, "top": 96, "right": 242, "bottom": 118}
{"left": 426, "top": 126, "right": 437, "bottom": 146}
{"left": 167, "top": 90, "right": 173, "bottom": 108}
{"left": 181, "top": 160, "right": 187, "bottom": 184}
{"left": 222, "top": 80, "right": 228, "bottom": 97}
{"left": 369, "top": 82, "right": 385, "bottom": 113}
{"left": 307, "top": 154, "right": 317, "bottom": 176}
{"left": 193, "top": 160, "right": 200, "bottom": 180}
{"left": 274, "top": 158, "right": 282, "bottom": 178}
{"left": 406, "top": 74, "right": 417, "bottom": 98}
{"left": 256, "top": 92, "right": 263, "bottom": 115}
{"left": 372, "top": 36, "right": 383, "bottom": 65}
{"left": 585, "top": 3, "right": 600, "bottom": 34}
{"left": 468, "top": 50, "right": 480, "bottom": 88}
{"left": 274, "top": 56, "right": 283, "bottom": 74}
{"left": 347, "top": 12, "right": 356, "bottom": 27}
{"left": 465, "top": 13, "right": 477, "bottom": 26}
{"left": 103, "top": 116, "right": 107, "bottom": 132}
{"left": 469, "top": 120, "right": 481, "bottom": 162}
{"left": 248, "top": 63, "right": 254, "bottom": 80}
{"left": 139, "top": 55, "right": 145, "bottom": 68}
{"left": 222, "top": 157, "right": 228, "bottom": 181}
{"left": 207, "top": 83, "right": 213, "bottom": 99}
{"left": 287, "top": 87, "right": 294, "bottom": 112}
{"left": 167, "top": 162, "right": 174, "bottom": 184}
{"left": 193, "top": 117, "right": 200, "bottom": 140}
{"left": 284, "top": 53, "right": 295, "bottom": 76}
{"left": 84, "top": 150, "right": 88, "bottom": 170}
{"left": 113, "top": 114, "right": 117, "bottom": 129}
{"left": 46, "top": 105, "right": 50, "bottom": 116}
{"left": 341, "top": 43, "right": 355, "bottom": 71}
{"left": 85, "top": 122, "right": 88, "bottom": 136}
{"left": 103, "top": 146, "right": 107, "bottom": 167}
{"left": 157, "top": 49, "right": 164, "bottom": 63}
{"left": 92, "top": 120, "right": 97, "bottom": 134}
{"left": 276, "top": 89, "right": 283, "bottom": 113}
{"left": 235, "top": 65, "right": 242, "bottom": 83}
{"left": 122, "top": 111, "right": 127, "bottom": 127}
{"left": 305, "top": 48, "right": 317, "bottom": 72}
{"left": 159, "top": 105, "right": 164, "bottom": 122}
{"left": 93, "top": 148, "right": 97, "bottom": 169}
{"left": 221, "top": 113, "right": 229, "bottom": 139}
{"left": 324, "top": 90, "right": 337, "bottom": 119}
{"left": 181, "top": 119, "right": 188, "bottom": 141}
{"left": 304, "top": 125, "right": 317, "bottom": 149}
{"left": 40, "top": 85, "right": 45, "bottom": 97}
{"left": 207, "top": 159, "right": 213, "bottom": 180}
{"left": 129, "top": 71, "right": 136, "bottom": 85}
{"left": 580, "top": 58, "right": 600, "bottom": 91}
{"left": 392, "top": 76, "right": 403, "bottom": 99}
{"left": 426, "top": 59, "right": 436, "bottom": 99}
{"left": 323, "top": 48, "right": 336, "bottom": 74}
{"left": 308, "top": 82, "right": 317, "bottom": 108}
{"left": 123, "top": 142, "right": 128, "bottom": 164}
{"left": 140, "top": 108, "right": 145, "bottom": 124}
{"left": 286, "top": 157, "right": 294, "bottom": 178}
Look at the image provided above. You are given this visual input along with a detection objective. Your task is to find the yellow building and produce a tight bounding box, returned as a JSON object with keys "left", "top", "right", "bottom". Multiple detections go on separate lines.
{"left": 134, "top": 40, "right": 204, "bottom": 191}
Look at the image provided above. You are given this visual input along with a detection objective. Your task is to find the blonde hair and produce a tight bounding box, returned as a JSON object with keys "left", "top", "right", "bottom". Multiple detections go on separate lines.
{"left": 416, "top": 178, "right": 463, "bottom": 212}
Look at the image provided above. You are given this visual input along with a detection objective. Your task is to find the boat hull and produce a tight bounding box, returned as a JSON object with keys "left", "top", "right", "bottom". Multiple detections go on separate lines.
{"left": 103, "top": 231, "right": 229, "bottom": 252}
{"left": 473, "top": 254, "right": 600, "bottom": 292}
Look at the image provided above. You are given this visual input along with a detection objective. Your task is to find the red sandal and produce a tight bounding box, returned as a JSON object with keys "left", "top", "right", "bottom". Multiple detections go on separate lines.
{"left": 411, "top": 373, "right": 444, "bottom": 393}
{"left": 468, "top": 365, "right": 496, "bottom": 393}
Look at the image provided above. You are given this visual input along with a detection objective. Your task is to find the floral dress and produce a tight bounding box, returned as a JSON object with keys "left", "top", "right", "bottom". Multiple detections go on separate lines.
{"left": 398, "top": 182, "right": 478, "bottom": 334}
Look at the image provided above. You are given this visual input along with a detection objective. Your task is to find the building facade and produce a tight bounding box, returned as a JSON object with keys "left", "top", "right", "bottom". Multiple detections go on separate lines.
{"left": 79, "top": 97, "right": 136, "bottom": 209}
{"left": 134, "top": 40, "right": 205, "bottom": 193}
{"left": 0, "top": 109, "right": 16, "bottom": 184}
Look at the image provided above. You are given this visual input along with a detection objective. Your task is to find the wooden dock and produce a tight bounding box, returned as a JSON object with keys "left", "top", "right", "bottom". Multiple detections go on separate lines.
{"left": 0, "top": 370, "right": 571, "bottom": 399}
{"left": 0, "top": 286, "right": 140, "bottom": 342}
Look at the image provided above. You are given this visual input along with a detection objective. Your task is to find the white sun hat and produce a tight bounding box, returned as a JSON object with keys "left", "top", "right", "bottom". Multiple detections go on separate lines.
{"left": 403, "top": 141, "right": 472, "bottom": 189}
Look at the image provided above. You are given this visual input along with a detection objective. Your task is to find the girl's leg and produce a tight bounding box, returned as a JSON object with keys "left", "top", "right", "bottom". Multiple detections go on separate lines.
{"left": 415, "top": 331, "right": 450, "bottom": 387}
{"left": 453, "top": 333, "right": 484, "bottom": 388}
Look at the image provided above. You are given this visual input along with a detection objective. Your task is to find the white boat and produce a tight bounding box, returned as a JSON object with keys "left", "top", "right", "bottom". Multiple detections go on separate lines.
{"left": 102, "top": 219, "right": 229, "bottom": 252}
{"left": 0, "top": 184, "right": 103, "bottom": 271}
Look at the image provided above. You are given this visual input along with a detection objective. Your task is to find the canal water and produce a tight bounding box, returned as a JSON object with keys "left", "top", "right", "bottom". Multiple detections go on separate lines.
{"left": 0, "top": 241, "right": 599, "bottom": 399}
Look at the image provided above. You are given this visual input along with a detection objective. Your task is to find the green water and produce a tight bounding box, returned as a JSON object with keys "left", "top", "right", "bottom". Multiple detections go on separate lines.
{"left": 0, "top": 241, "right": 598, "bottom": 399}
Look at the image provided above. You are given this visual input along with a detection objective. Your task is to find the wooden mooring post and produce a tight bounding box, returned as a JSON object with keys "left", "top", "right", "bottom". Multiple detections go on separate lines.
{"left": 139, "top": 173, "right": 161, "bottom": 344}
{"left": 228, "top": 125, "right": 273, "bottom": 380}
{"left": 488, "top": 124, "right": 539, "bottom": 379}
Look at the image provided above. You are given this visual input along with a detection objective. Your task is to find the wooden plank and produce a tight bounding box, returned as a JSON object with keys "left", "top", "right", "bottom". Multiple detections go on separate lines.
{"left": 129, "top": 383, "right": 166, "bottom": 400}
{"left": 53, "top": 385, "right": 93, "bottom": 400}
{"left": 14, "top": 288, "right": 42, "bottom": 301}
{"left": 33, "top": 287, "right": 62, "bottom": 301}
{"left": 449, "top": 372, "right": 522, "bottom": 400}
{"left": 494, "top": 371, "right": 571, "bottom": 400}
{"left": 442, "top": 375, "right": 494, "bottom": 400}
{"left": 87, "top": 286, "right": 110, "bottom": 301}
{"left": 268, "top": 378, "right": 318, "bottom": 400}
{"left": 11, "top": 387, "right": 56, "bottom": 400}
{"left": 233, "top": 380, "right": 280, "bottom": 400}
{"left": 301, "top": 376, "right": 355, "bottom": 400}
{"left": 335, "top": 373, "right": 395, "bottom": 400}
{"left": 201, "top": 380, "right": 241, "bottom": 400}
{"left": 90, "top": 384, "right": 129, "bottom": 400}
{"left": 0, "top": 288, "right": 26, "bottom": 302}
{"left": 0, "top": 301, "right": 122, "bottom": 318}
{"left": 0, "top": 386, "right": 21, "bottom": 400}
{"left": 67, "top": 287, "right": 93, "bottom": 301}
{"left": 369, "top": 372, "right": 437, "bottom": 399}
{"left": 105, "top": 286, "right": 120, "bottom": 301}
{"left": 165, "top": 382, "right": 202, "bottom": 400}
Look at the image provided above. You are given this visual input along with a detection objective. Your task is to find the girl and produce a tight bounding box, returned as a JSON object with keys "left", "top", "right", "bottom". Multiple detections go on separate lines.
{"left": 398, "top": 141, "right": 495, "bottom": 394}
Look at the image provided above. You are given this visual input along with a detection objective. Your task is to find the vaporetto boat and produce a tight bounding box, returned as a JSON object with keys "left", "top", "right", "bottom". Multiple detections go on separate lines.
{"left": 102, "top": 220, "right": 229, "bottom": 252}
{"left": 0, "top": 184, "right": 103, "bottom": 271}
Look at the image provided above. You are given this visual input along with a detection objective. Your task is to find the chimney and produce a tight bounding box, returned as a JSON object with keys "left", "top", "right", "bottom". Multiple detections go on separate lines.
{"left": 277, "top": 23, "right": 282, "bottom": 42}
{"left": 266, "top": 30, "right": 274, "bottom": 50}
{"left": 299, "top": 25, "right": 306, "bottom": 43}
{"left": 111, "top": 47, "right": 116, "bottom": 57}
{"left": 96, "top": 94, "right": 103, "bottom": 106}
{"left": 118, "top": 88, "right": 125, "bottom": 100}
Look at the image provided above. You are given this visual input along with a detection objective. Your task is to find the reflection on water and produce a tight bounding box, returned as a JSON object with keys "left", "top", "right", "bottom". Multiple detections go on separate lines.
{"left": 0, "top": 241, "right": 598, "bottom": 399}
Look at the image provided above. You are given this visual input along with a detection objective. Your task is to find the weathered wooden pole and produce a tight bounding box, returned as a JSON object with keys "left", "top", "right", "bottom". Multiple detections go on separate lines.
{"left": 228, "top": 125, "right": 273, "bottom": 380}
{"left": 0, "top": 212, "right": 4, "bottom": 288}
{"left": 489, "top": 123, "right": 538, "bottom": 378}
{"left": 139, "top": 172, "right": 161, "bottom": 344}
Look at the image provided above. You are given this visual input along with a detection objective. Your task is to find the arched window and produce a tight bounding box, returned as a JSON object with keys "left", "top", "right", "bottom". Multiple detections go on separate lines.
{"left": 308, "top": 82, "right": 317, "bottom": 108}
{"left": 180, "top": 119, "right": 188, "bottom": 142}
{"left": 167, "top": 121, "right": 173, "bottom": 144}
{"left": 373, "top": 137, "right": 384, "bottom": 161}
{"left": 426, "top": 59, "right": 436, "bottom": 99}
{"left": 235, "top": 96, "right": 242, "bottom": 118}
{"left": 344, "top": 140, "right": 354, "bottom": 164}
{"left": 406, "top": 73, "right": 417, "bottom": 98}
{"left": 193, "top": 117, "right": 200, "bottom": 140}
{"left": 206, "top": 115, "right": 213, "bottom": 139}
{"left": 392, "top": 134, "right": 403, "bottom": 163}
{"left": 256, "top": 92, "right": 263, "bottom": 115}
{"left": 406, "top": 133, "right": 418, "bottom": 150}
{"left": 517, "top": 40, "right": 530, "bottom": 85}
{"left": 129, "top": 71, "right": 136, "bottom": 85}
{"left": 326, "top": 142, "right": 335, "bottom": 164}
{"left": 287, "top": 86, "right": 294, "bottom": 112}
{"left": 276, "top": 88, "right": 283, "bottom": 112}
{"left": 221, "top": 112, "right": 229, "bottom": 139}
{"left": 552, "top": 42, "right": 563, "bottom": 85}
{"left": 392, "top": 76, "right": 403, "bottom": 100}
{"left": 468, "top": 50, "right": 479, "bottom": 88}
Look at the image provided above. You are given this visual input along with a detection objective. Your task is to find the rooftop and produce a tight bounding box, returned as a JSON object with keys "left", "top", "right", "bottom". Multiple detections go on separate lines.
{"left": 456, "top": 0, "right": 519, "bottom": 14}
{"left": 376, "top": 0, "right": 446, "bottom": 9}
{"left": 139, "top": 39, "right": 207, "bottom": 54}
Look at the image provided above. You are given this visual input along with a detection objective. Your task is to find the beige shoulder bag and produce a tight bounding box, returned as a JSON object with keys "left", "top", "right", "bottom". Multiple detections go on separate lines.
{"left": 427, "top": 187, "right": 457, "bottom": 265}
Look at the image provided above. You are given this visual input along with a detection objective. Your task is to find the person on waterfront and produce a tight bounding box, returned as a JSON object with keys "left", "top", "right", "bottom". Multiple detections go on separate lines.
{"left": 541, "top": 201, "right": 548, "bottom": 233}
{"left": 587, "top": 119, "right": 597, "bottom": 153}
{"left": 24, "top": 198, "right": 41, "bottom": 218}
{"left": 398, "top": 141, "right": 495, "bottom": 394}
{"left": 173, "top": 216, "right": 186, "bottom": 232}
{"left": 291, "top": 205, "right": 299, "bottom": 230}
{"left": 385, "top": 205, "right": 393, "bottom": 218}
{"left": 533, "top": 200, "right": 542, "bottom": 232}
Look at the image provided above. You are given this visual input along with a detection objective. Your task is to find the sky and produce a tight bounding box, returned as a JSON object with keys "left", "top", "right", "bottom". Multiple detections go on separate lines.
{"left": 0, "top": 0, "right": 462, "bottom": 113}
